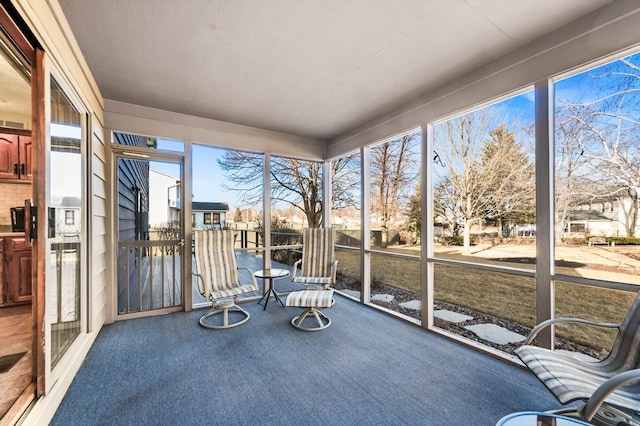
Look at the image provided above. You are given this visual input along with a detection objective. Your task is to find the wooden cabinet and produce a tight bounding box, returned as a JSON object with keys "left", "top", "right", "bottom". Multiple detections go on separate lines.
{"left": 19, "top": 135, "right": 32, "bottom": 181}
{"left": 0, "top": 129, "right": 32, "bottom": 182}
{"left": 0, "top": 237, "right": 32, "bottom": 306}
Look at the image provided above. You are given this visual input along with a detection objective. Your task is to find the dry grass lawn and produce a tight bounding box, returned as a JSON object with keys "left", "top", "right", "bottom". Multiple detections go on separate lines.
{"left": 335, "top": 242, "right": 639, "bottom": 352}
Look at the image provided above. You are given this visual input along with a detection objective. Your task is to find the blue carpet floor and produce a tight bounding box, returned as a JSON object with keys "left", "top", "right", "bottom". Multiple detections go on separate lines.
{"left": 51, "top": 295, "right": 560, "bottom": 425}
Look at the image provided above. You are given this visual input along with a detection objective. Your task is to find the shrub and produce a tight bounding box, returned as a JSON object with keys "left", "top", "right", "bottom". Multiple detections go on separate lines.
{"left": 608, "top": 236, "right": 640, "bottom": 245}
{"left": 563, "top": 237, "right": 587, "bottom": 246}
{"left": 255, "top": 218, "right": 302, "bottom": 265}
{"left": 440, "top": 235, "right": 464, "bottom": 246}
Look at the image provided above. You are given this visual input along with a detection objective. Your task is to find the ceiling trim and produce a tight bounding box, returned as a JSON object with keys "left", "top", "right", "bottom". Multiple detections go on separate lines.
{"left": 104, "top": 100, "right": 326, "bottom": 160}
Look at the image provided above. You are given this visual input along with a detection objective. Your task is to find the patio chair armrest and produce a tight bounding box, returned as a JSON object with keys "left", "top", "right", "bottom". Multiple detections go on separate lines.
{"left": 237, "top": 266, "right": 258, "bottom": 287}
{"left": 291, "top": 259, "right": 302, "bottom": 281}
{"left": 524, "top": 317, "right": 620, "bottom": 345}
{"left": 331, "top": 259, "right": 338, "bottom": 285}
{"left": 192, "top": 272, "right": 206, "bottom": 296}
{"left": 579, "top": 369, "right": 640, "bottom": 421}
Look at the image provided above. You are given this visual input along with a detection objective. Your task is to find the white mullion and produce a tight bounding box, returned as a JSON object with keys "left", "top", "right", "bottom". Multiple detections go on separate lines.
{"left": 361, "top": 146, "right": 371, "bottom": 303}
{"left": 263, "top": 153, "right": 271, "bottom": 269}
{"left": 422, "top": 124, "right": 433, "bottom": 329}
{"left": 534, "top": 79, "right": 555, "bottom": 349}
{"left": 323, "top": 160, "right": 331, "bottom": 227}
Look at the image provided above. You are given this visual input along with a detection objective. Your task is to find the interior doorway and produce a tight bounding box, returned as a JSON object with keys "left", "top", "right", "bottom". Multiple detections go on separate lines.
{"left": 0, "top": 4, "right": 40, "bottom": 423}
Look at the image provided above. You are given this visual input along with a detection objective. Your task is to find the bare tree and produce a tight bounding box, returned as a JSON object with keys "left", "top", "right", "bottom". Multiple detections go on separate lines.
{"left": 434, "top": 111, "right": 534, "bottom": 253}
{"left": 557, "top": 55, "right": 640, "bottom": 237}
{"left": 218, "top": 151, "right": 359, "bottom": 228}
{"left": 370, "top": 133, "right": 420, "bottom": 247}
{"left": 331, "top": 154, "right": 361, "bottom": 211}
{"left": 434, "top": 111, "right": 491, "bottom": 253}
{"left": 554, "top": 103, "right": 595, "bottom": 242}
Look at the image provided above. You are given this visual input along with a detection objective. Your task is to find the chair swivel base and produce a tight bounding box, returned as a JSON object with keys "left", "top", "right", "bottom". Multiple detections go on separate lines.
{"left": 199, "top": 300, "right": 251, "bottom": 329}
{"left": 550, "top": 404, "right": 639, "bottom": 426}
{"left": 290, "top": 307, "right": 331, "bottom": 331}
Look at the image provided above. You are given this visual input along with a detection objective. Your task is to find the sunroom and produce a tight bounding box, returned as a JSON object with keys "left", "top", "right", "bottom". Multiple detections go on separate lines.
{"left": 0, "top": 1, "right": 639, "bottom": 425}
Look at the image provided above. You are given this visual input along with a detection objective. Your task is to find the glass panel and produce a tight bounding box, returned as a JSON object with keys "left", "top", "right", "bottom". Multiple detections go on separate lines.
{"left": 334, "top": 247, "right": 361, "bottom": 298}
{"left": 193, "top": 145, "right": 265, "bottom": 304}
{"left": 369, "top": 130, "right": 421, "bottom": 252}
{"left": 268, "top": 156, "right": 322, "bottom": 266}
{"left": 370, "top": 252, "right": 421, "bottom": 323}
{"left": 116, "top": 156, "right": 183, "bottom": 314}
{"left": 554, "top": 53, "right": 640, "bottom": 284}
{"left": 332, "top": 153, "right": 362, "bottom": 247}
{"left": 434, "top": 263, "right": 536, "bottom": 354}
{"left": 155, "top": 138, "right": 184, "bottom": 152}
{"left": 49, "top": 78, "right": 83, "bottom": 368}
{"left": 432, "top": 93, "right": 536, "bottom": 269}
{"left": 555, "top": 282, "right": 635, "bottom": 359}
{"left": 212, "top": 146, "right": 264, "bottom": 241}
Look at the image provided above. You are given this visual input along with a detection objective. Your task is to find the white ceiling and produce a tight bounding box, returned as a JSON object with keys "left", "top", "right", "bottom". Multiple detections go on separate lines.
{"left": 57, "top": 0, "right": 613, "bottom": 141}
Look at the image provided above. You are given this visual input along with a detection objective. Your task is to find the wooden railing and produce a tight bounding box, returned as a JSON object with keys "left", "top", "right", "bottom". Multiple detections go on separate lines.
{"left": 117, "top": 239, "right": 183, "bottom": 315}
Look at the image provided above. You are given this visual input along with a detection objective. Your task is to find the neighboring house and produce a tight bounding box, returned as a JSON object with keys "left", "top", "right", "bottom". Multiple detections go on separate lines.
{"left": 149, "top": 169, "right": 229, "bottom": 228}
{"left": 51, "top": 196, "right": 81, "bottom": 240}
{"left": 192, "top": 202, "right": 229, "bottom": 229}
{"left": 564, "top": 209, "right": 612, "bottom": 237}
{"left": 566, "top": 196, "right": 640, "bottom": 238}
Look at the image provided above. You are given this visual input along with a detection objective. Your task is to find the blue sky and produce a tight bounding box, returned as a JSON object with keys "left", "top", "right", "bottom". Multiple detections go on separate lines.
{"left": 150, "top": 145, "right": 239, "bottom": 210}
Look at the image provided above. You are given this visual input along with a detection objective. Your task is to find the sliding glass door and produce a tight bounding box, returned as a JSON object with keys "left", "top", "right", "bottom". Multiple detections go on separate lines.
{"left": 48, "top": 78, "right": 85, "bottom": 370}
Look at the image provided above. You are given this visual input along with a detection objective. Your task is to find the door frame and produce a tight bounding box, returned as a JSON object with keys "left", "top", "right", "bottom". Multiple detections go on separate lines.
{"left": 110, "top": 142, "right": 188, "bottom": 321}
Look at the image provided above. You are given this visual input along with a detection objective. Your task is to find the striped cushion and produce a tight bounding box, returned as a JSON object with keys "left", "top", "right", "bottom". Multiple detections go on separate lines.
{"left": 515, "top": 291, "right": 640, "bottom": 411}
{"left": 286, "top": 289, "right": 334, "bottom": 308}
{"left": 291, "top": 276, "right": 333, "bottom": 285}
{"left": 297, "top": 228, "right": 335, "bottom": 279}
{"left": 515, "top": 346, "right": 640, "bottom": 409}
{"left": 193, "top": 229, "right": 258, "bottom": 300}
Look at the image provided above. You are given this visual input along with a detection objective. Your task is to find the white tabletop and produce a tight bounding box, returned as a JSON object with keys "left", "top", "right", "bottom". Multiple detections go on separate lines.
{"left": 254, "top": 268, "right": 290, "bottom": 279}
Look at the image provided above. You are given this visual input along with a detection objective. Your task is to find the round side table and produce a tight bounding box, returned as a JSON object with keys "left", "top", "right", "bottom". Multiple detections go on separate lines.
{"left": 255, "top": 268, "right": 290, "bottom": 310}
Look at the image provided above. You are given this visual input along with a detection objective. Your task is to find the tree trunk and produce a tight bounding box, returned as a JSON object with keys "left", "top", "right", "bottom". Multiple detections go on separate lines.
{"left": 463, "top": 218, "right": 471, "bottom": 255}
{"left": 629, "top": 191, "right": 639, "bottom": 238}
{"left": 380, "top": 215, "right": 389, "bottom": 248}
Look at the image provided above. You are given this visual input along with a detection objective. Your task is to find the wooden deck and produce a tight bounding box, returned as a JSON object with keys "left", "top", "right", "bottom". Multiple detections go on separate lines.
{"left": 118, "top": 249, "right": 300, "bottom": 312}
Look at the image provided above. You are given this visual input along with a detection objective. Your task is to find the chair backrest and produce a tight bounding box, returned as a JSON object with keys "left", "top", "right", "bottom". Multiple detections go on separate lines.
{"left": 193, "top": 229, "right": 239, "bottom": 297}
{"left": 606, "top": 290, "right": 640, "bottom": 370}
{"left": 299, "top": 227, "right": 335, "bottom": 279}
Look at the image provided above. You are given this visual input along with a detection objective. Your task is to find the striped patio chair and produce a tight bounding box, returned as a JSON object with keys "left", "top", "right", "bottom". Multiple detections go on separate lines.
{"left": 514, "top": 291, "right": 640, "bottom": 425}
{"left": 193, "top": 229, "right": 258, "bottom": 329}
{"left": 285, "top": 227, "right": 338, "bottom": 331}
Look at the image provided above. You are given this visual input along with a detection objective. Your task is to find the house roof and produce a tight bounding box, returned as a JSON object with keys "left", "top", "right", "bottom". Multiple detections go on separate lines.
{"left": 57, "top": 0, "right": 615, "bottom": 142}
{"left": 192, "top": 202, "right": 229, "bottom": 212}
{"left": 568, "top": 210, "right": 610, "bottom": 222}
{"left": 51, "top": 196, "right": 81, "bottom": 208}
